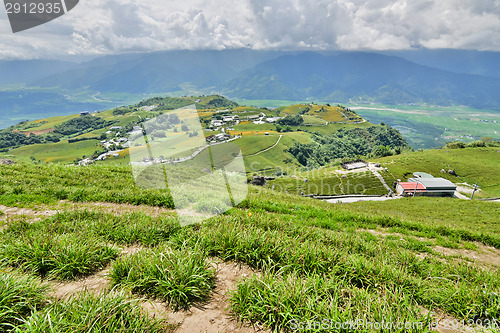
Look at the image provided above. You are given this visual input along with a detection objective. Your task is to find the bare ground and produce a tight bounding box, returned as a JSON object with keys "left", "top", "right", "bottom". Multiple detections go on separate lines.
{"left": 46, "top": 246, "right": 268, "bottom": 333}
{"left": 0, "top": 201, "right": 175, "bottom": 222}
{"left": 0, "top": 204, "right": 58, "bottom": 222}
{"left": 362, "top": 228, "right": 500, "bottom": 269}
{"left": 147, "top": 260, "right": 268, "bottom": 333}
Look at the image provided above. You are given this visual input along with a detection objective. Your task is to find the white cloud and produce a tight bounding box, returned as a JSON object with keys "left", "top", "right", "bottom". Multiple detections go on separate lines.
{"left": 0, "top": 0, "right": 499, "bottom": 59}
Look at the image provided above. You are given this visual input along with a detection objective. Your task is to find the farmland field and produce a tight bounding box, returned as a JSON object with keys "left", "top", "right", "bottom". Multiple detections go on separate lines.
{"left": 0, "top": 140, "right": 101, "bottom": 164}
{"left": 0, "top": 162, "right": 499, "bottom": 332}
{"left": 349, "top": 104, "right": 500, "bottom": 149}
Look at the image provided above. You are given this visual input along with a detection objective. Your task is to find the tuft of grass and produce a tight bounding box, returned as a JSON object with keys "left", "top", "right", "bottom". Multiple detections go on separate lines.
{"left": 230, "top": 271, "right": 428, "bottom": 332}
{"left": 110, "top": 245, "right": 216, "bottom": 310}
{"left": 16, "top": 291, "right": 167, "bottom": 332}
{"left": 0, "top": 234, "right": 118, "bottom": 280}
{"left": 0, "top": 272, "right": 49, "bottom": 331}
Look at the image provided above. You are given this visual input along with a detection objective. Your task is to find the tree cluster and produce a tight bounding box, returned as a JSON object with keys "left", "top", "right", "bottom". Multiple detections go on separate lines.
{"left": 287, "top": 124, "right": 410, "bottom": 168}
{"left": 53, "top": 117, "right": 112, "bottom": 136}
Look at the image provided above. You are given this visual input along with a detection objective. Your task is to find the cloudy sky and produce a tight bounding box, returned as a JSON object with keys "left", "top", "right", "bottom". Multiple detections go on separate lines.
{"left": 1, "top": 0, "right": 500, "bottom": 60}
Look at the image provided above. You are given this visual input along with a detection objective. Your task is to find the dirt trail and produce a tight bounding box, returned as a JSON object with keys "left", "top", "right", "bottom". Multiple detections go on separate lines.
{"left": 0, "top": 205, "right": 58, "bottom": 222}
{"left": 0, "top": 201, "right": 174, "bottom": 222}
{"left": 243, "top": 135, "right": 283, "bottom": 157}
{"left": 47, "top": 251, "right": 267, "bottom": 333}
{"left": 144, "top": 260, "right": 267, "bottom": 333}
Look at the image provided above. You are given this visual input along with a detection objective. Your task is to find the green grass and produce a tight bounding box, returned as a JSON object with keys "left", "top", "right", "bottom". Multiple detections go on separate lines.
{"left": 110, "top": 245, "right": 216, "bottom": 310}
{"left": 0, "top": 163, "right": 174, "bottom": 207}
{"left": 335, "top": 197, "right": 500, "bottom": 236}
{"left": 20, "top": 114, "right": 79, "bottom": 132}
{"left": 0, "top": 232, "right": 118, "bottom": 280}
{"left": 268, "top": 169, "right": 388, "bottom": 196}
{"left": 233, "top": 122, "right": 276, "bottom": 133}
{"left": 302, "top": 115, "right": 328, "bottom": 125}
{"left": 1, "top": 139, "right": 101, "bottom": 164}
{"left": 234, "top": 135, "right": 281, "bottom": 156}
{"left": 162, "top": 199, "right": 500, "bottom": 324}
{"left": 0, "top": 272, "right": 49, "bottom": 331}
{"left": 17, "top": 291, "right": 167, "bottom": 332}
{"left": 374, "top": 147, "right": 500, "bottom": 198}
{"left": 0, "top": 162, "right": 498, "bottom": 331}
{"left": 230, "top": 271, "right": 427, "bottom": 332}
{"left": 46, "top": 210, "right": 180, "bottom": 247}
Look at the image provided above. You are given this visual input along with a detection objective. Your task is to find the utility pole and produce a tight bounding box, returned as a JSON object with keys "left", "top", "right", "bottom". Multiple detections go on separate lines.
{"left": 471, "top": 183, "right": 479, "bottom": 199}
{"left": 413, "top": 178, "right": 420, "bottom": 197}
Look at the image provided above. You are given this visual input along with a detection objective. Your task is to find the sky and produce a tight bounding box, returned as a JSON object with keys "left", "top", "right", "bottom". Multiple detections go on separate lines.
{"left": 1, "top": 0, "right": 500, "bottom": 60}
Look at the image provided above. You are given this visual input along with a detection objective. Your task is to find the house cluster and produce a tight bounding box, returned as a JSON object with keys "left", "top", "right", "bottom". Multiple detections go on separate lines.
{"left": 100, "top": 137, "right": 129, "bottom": 149}
{"left": 206, "top": 133, "right": 231, "bottom": 142}
{"left": 209, "top": 115, "right": 239, "bottom": 129}
{"left": 139, "top": 105, "right": 158, "bottom": 112}
{"left": 396, "top": 172, "right": 456, "bottom": 197}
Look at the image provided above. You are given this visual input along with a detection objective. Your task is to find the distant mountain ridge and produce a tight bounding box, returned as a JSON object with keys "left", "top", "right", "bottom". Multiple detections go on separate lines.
{"left": 221, "top": 52, "right": 500, "bottom": 109}
{"left": 1, "top": 48, "right": 500, "bottom": 129}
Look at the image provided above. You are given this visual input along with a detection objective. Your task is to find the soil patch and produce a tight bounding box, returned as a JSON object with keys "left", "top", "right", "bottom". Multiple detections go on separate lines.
{"left": 434, "top": 244, "right": 500, "bottom": 268}
{"left": 145, "top": 260, "right": 268, "bottom": 333}
{"left": 13, "top": 128, "right": 55, "bottom": 136}
{"left": 0, "top": 205, "right": 58, "bottom": 222}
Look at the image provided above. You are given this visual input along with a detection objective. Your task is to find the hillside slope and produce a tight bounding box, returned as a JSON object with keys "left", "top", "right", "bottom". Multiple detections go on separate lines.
{"left": 0, "top": 163, "right": 499, "bottom": 331}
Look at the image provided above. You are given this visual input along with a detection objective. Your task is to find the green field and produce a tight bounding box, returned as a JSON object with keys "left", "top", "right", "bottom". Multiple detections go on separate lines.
{"left": 268, "top": 169, "right": 388, "bottom": 196}
{"left": 0, "top": 162, "right": 499, "bottom": 332}
{"left": 349, "top": 104, "right": 500, "bottom": 149}
{"left": 0, "top": 140, "right": 101, "bottom": 164}
{"left": 373, "top": 147, "right": 500, "bottom": 198}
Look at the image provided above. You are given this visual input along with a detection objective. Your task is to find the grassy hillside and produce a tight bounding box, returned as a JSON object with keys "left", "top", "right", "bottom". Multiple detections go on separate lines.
{"left": 374, "top": 146, "right": 500, "bottom": 198}
{"left": 0, "top": 162, "right": 499, "bottom": 332}
{"left": 1, "top": 140, "right": 101, "bottom": 164}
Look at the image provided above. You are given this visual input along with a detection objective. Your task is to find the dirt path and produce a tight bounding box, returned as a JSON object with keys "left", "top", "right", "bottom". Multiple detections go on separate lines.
{"left": 244, "top": 135, "right": 283, "bottom": 157}
{"left": 0, "top": 205, "right": 59, "bottom": 222}
{"left": 368, "top": 163, "right": 392, "bottom": 193}
{"left": 46, "top": 250, "right": 267, "bottom": 333}
{"left": 157, "top": 260, "right": 267, "bottom": 333}
{"left": 0, "top": 202, "right": 175, "bottom": 222}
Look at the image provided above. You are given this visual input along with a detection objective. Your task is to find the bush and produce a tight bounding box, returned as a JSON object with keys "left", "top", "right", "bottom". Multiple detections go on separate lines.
{"left": 276, "top": 114, "right": 304, "bottom": 127}
{"left": 446, "top": 141, "right": 466, "bottom": 149}
{"left": 371, "top": 145, "right": 394, "bottom": 158}
{"left": 0, "top": 233, "right": 118, "bottom": 280}
{"left": 468, "top": 141, "right": 486, "bottom": 148}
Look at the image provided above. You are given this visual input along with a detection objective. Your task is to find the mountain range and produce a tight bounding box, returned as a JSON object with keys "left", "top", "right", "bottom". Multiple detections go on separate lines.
{"left": 1, "top": 48, "right": 499, "bottom": 128}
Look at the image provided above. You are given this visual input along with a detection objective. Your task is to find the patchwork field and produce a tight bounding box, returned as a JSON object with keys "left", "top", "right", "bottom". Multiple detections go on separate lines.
{"left": 349, "top": 104, "right": 500, "bottom": 149}
{"left": 0, "top": 162, "right": 499, "bottom": 332}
